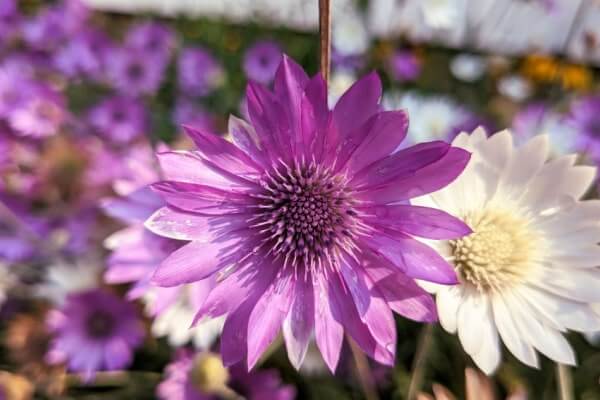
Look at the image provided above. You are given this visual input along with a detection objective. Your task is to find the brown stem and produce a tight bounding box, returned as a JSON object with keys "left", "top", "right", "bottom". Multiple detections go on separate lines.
{"left": 407, "top": 324, "right": 434, "bottom": 400}
{"left": 319, "top": 0, "right": 332, "bottom": 83}
{"left": 349, "top": 337, "right": 379, "bottom": 400}
{"left": 556, "top": 363, "right": 574, "bottom": 400}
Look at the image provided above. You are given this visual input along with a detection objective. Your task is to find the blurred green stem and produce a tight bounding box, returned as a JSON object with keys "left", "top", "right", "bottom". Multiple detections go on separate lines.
{"left": 407, "top": 324, "right": 434, "bottom": 400}
{"left": 349, "top": 337, "right": 379, "bottom": 400}
{"left": 556, "top": 363, "right": 573, "bottom": 400}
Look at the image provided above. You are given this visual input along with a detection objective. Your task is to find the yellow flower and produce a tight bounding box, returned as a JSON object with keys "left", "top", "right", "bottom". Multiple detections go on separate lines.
{"left": 522, "top": 54, "right": 559, "bottom": 83}
{"left": 560, "top": 63, "right": 592, "bottom": 91}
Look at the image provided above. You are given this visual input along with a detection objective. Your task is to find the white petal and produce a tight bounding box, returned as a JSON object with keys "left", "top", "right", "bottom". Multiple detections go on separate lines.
{"left": 436, "top": 286, "right": 463, "bottom": 334}
{"left": 492, "top": 294, "right": 539, "bottom": 368}
{"left": 469, "top": 301, "right": 501, "bottom": 375}
{"left": 457, "top": 292, "right": 486, "bottom": 356}
{"left": 531, "top": 267, "right": 600, "bottom": 302}
{"left": 477, "top": 129, "right": 513, "bottom": 172}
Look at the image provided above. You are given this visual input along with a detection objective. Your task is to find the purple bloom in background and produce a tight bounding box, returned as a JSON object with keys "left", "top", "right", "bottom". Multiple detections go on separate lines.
{"left": 88, "top": 96, "right": 148, "bottom": 144}
{"left": 8, "top": 85, "right": 66, "bottom": 139}
{"left": 54, "top": 28, "right": 113, "bottom": 81}
{"left": 243, "top": 40, "right": 282, "bottom": 84}
{"left": 178, "top": 47, "right": 224, "bottom": 97}
{"left": 172, "top": 98, "right": 217, "bottom": 133}
{"left": 0, "top": 0, "right": 21, "bottom": 46}
{"left": 388, "top": 50, "right": 421, "bottom": 82}
{"left": 125, "top": 21, "right": 177, "bottom": 62}
{"left": 0, "top": 58, "right": 36, "bottom": 119}
{"left": 46, "top": 289, "right": 144, "bottom": 380}
{"left": 331, "top": 50, "right": 365, "bottom": 73}
{"left": 0, "top": 194, "right": 48, "bottom": 263}
{"left": 22, "top": 0, "right": 88, "bottom": 50}
{"left": 568, "top": 96, "right": 600, "bottom": 160}
{"left": 157, "top": 350, "right": 295, "bottom": 400}
{"left": 447, "top": 112, "right": 495, "bottom": 142}
{"left": 146, "top": 56, "right": 470, "bottom": 372}
{"left": 107, "top": 47, "right": 166, "bottom": 96}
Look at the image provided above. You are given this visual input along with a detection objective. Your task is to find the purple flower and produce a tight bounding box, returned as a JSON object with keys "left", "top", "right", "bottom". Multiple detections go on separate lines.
{"left": 54, "top": 29, "right": 113, "bottom": 81}
{"left": 388, "top": 50, "right": 421, "bottom": 82}
{"left": 0, "top": 194, "right": 48, "bottom": 263}
{"left": 8, "top": 85, "right": 66, "bottom": 139}
{"left": 0, "top": 0, "right": 21, "bottom": 46}
{"left": 568, "top": 96, "right": 600, "bottom": 160}
{"left": 46, "top": 289, "right": 144, "bottom": 380}
{"left": 331, "top": 50, "right": 365, "bottom": 73}
{"left": 157, "top": 350, "right": 295, "bottom": 400}
{"left": 146, "top": 56, "right": 471, "bottom": 372}
{"left": 107, "top": 47, "right": 166, "bottom": 96}
{"left": 243, "top": 40, "right": 282, "bottom": 84}
{"left": 88, "top": 96, "right": 148, "bottom": 144}
{"left": 178, "top": 47, "right": 224, "bottom": 97}
{"left": 173, "top": 98, "right": 217, "bottom": 133}
{"left": 125, "top": 21, "right": 177, "bottom": 62}
{"left": 0, "top": 58, "right": 36, "bottom": 119}
{"left": 22, "top": 0, "right": 88, "bottom": 50}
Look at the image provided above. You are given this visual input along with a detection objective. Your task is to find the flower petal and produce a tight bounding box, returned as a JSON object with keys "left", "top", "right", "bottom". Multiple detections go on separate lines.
{"left": 313, "top": 272, "right": 344, "bottom": 373}
{"left": 283, "top": 276, "right": 315, "bottom": 370}
{"left": 333, "top": 72, "right": 381, "bottom": 138}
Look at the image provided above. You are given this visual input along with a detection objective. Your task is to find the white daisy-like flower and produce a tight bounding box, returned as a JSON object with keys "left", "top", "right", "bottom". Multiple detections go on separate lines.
{"left": 450, "top": 54, "right": 486, "bottom": 82}
{"left": 143, "top": 287, "right": 224, "bottom": 349}
{"left": 383, "top": 91, "right": 468, "bottom": 144}
{"left": 419, "top": 0, "right": 458, "bottom": 29}
{"left": 33, "top": 261, "right": 99, "bottom": 305}
{"left": 332, "top": 6, "right": 370, "bottom": 56}
{"left": 415, "top": 128, "right": 600, "bottom": 374}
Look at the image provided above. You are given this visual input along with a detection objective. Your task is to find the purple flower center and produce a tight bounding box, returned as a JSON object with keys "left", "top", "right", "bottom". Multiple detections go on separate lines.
{"left": 85, "top": 310, "right": 116, "bottom": 339}
{"left": 127, "top": 63, "right": 144, "bottom": 80}
{"left": 251, "top": 161, "right": 360, "bottom": 270}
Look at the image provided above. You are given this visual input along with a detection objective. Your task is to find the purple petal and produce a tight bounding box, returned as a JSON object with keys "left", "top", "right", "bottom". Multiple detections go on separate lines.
{"left": 362, "top": 204, "right": 471, "bottom": 240}
{"left": 102, "top": 187, "right": 162, "bottom": 223}
{"left": 333, "top": 72, "right": 381, "bottom": 138}
{"left": 313, "top": 272, "right": 344, "bottom": 373}
{"left": 151, "top": 238, "right": 241, "bottom": 287}
{"left": 220, "top": 300, "right": 252, "bottom": 367}
{"left": 247, "top": 274, "right": 295, "bottom": 369}
{"left": 336, "top": 111, "right": 408, "bottom": 173}
{"left": 229, "top": 115, "right": 267, "bottom": 166}
{"left": 183, "top": 125, "right": 260, "bottom": 175}
{"left": 366, "top": 233, "right": 458, "bottom": 285}
{"left": 105, "top": 338, "right": 133, "bottom": 370}
{"left": 157, "top": 151, "right": 243, "bottom": 189}
{"left": 298, "top": 74, "right": 328, "bottom": 158}
{"left": 283, "top": 276, "right": 315, "bottom": 370}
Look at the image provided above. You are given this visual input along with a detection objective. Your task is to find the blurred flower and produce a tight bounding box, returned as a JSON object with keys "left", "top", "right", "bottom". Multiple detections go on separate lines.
{"left": 559, "top": 64, "right": 592, "bottom": 91}
{"left": 450, "top": 54, "right": 486, "bottom": 82}
{"left": 102, "top": 144, "right": 222, "bottom": 349}
{"left": 332, "top": 7, "right": 369, "bottom": 56}
{"left": 383, "top": 91, "right": 470, "bottom": 144}
{"left": 88, "top": 96, "right": 148, "bottom": 144}
{"left": 125, "top": 21, "right": 177, "bottom": 62}
{"left": 157, "top": 350, "right": 296, "bottom": 400}
{"left": 0, "top": 59, "right": 35, "bottom": 120}
{"left": 0, "top": 195, "right": 47, "bottom": 263}
{"left": 178, "top": 47, "right": 224, "bottom": 97}
{"left": 497, "top": 75, "right": 532, "bottom": 102}
{"left": 53, "top": 28, "right": 113, "bottom": 81}
{"left": 8, "top": 86, "right": 66, "bottom": 139}
{"left": 415, "top": 129, "right": 600, "bottom": 374}
{"left": 34, "top": 261, "right": 100, "bottom": 306}
{"left": 388, "top": 50, "right": 421, "bottom": 82}
{"left": 243, "top": 40, "right": 283, "bottom": 84}
{"left": 46, "top": 289, "right": 144, "bottom": 381}
{"left": 172, "top": 98, "right": 217, "bottom": 133}
{"left": 512, "top": 103, "right": 579, "bottom": 156}
{"left": 418, "top": 368, "right": 527, "bottom": 400}
{"left": 0, "top": 0, "right": 21, "bottom": 46}
{"left": 107, "top": 47, "right": 166, "bottom": 96}
{"left": 22, "top": 0, "right": 88, "bottom": 50}
{"left": 328, "top": 69, "right": 356, "bottom": 106}
{"left": 521, "top": 54, "right": 559, "bottom": 83}
{"left": 567, "top": 96, "right": 600, "bottom": 161}
{"left": 420, "top": 0, "right": 458, "bottom": 29}
{"left": 146, "top": 57, "right": 470, "bottom": 372}
{"left": 0, "top": 371, "right": 34, "bottom": 400}
{"left": 331, "top": 50, "right": 365, "bottom": 73}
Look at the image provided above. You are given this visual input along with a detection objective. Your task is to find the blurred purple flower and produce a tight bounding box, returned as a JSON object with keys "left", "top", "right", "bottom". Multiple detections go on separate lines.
{"left": 172, "top": 98, "right": 216, "bottom": 133}
{"left": 157, "top": 349, "right": 296, "bottom": 400}
{"left": 125, "top": 21, "right": 177, "bottom": 62}
{"left": 146, "top": 56, "right": 470, "bottom": 372}
{"left": 8, "top": 85, "right": 66, "bottom": 139}
{"left": 107, "top": 47, "right": 166, "bottom": 96}
{"left": 88, "top": 96, "right": 148, "bottom": 144}
{"left": 331, "top": 50, "right": 365, "bottom": 73}
{"left": 178, "top": 47, "right": 224, "bottom": 97}
{"left": 46, "top": 289, "right": 144, "bottom": 381}
{"left": 448, "top": 112, "right": 496, "bottom": 142}
{"left": 54, "top": 29, "right": 113, "bottom": 81}
{"left": 0, "top": 0, "right": 21, "bottom": 46}
{"left": 0, "top": 58, "right": 36, "bottom": 119}
{"left": 569, "top": 96, "right": 600, "bottom": 160}
{"left": 388, "top": 50, "right": 421, "bottom": 82}
{"left": 0, "top": 194, "right": 48, "bottom": 263}
{"left": 243, "top": 40, "right": 282, "bottom": 84}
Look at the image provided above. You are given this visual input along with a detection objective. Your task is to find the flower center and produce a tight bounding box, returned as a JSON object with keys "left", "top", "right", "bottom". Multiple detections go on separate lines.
{"left": 449, "top": 209, "right": 536, "bottom": 292}
{"left": 251, "top": 161, "right": 360, "bottom": 271}
{"left": 190, "top": 353, "right": 230, "bottom": 395}
{"left": 85, "top": 310, "right": 115, "bottom": 339}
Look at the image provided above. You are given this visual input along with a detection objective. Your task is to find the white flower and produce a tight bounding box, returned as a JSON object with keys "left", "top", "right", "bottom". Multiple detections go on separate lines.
{"left": 450, "top": 54, "right": 486, "bottom": 82}
{"left": 415, "top": 128, "right": 600, "bottom": 374}
{"left": 143, "top": 286, "right": 223, "bottom": 349}
{"left": 383, "top": 91, "right": 468, "bottom": 144}
{"left": 497, "top": 75, "right": 533, "bottom": 102}
{"left": 419, "top": 0, "right": 458, "bottom": 29}
{"left": 34, "top": 261, "right": 99, "bottom": 305}
{"left": 332, "top": 6, "right": 370, "bottom": 56}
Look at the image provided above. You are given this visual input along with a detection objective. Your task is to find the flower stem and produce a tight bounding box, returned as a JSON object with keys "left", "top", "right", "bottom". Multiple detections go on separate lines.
{"left": 556, "top": 363, "right": 573, "bottom": 400}
{"left": 407, "top": 324, "right": 434, "bottom": 400}
{"left": 318, "top": 0, "right": 331, "bottom": 83}
{"left": 349, "top": 337, "right": 379, "bottom": 400}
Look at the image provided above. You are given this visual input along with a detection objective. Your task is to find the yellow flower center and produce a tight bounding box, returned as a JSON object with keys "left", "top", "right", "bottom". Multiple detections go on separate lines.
{"left": 449, "top": 209, "right": 537, "bottom": 292}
